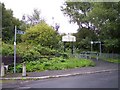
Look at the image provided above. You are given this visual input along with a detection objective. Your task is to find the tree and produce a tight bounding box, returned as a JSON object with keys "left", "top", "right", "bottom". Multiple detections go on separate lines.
{"left": 1, "top": 3, "right": 21, "bottom": 43}
{"left": 22, "top": 9, "right": 45, "bottom": 26}
{"left": 21, "top": 22, "right": 61, "bottom": 49}
{"left": 61, "top": 2, "right": 120, "bottom": 53}
{"left": 74, "top": 28, "right": 98, "bottom": 51}
{"left": 61, "top": 2, "right": 92, "bottom": 29}
{"left": 87, "top": 2, "right": 120, "bottom": 53}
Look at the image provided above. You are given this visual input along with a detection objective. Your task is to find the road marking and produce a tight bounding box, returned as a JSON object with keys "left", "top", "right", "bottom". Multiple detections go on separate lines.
{"left": 17, "top": 86, "right": 31, "bottom": 89}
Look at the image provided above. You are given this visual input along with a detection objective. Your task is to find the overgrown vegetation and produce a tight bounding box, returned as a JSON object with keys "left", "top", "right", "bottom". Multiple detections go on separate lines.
{"left": 9, "top": 57, "right": 95, "bottom": 73}
{"left": 2, "top": 42, "right": 14, "bottom": 56}
{"left": 2, "top": 42, "right": 68, "bottom": 62}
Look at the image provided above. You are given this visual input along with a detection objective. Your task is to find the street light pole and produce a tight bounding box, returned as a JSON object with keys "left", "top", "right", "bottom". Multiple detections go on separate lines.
{"left": 14, "top": 26, "right": 17, "bottom": 73}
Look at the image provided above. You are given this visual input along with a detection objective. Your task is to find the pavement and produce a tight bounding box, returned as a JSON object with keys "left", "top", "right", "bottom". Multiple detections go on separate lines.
{"left": 0, "top": 59, "right": 119, "bottom": 80}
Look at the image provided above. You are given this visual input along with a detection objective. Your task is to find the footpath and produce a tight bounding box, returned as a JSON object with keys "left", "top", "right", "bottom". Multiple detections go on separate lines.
{"left": 1, "top": 59, "right": 119, "bottom": 89}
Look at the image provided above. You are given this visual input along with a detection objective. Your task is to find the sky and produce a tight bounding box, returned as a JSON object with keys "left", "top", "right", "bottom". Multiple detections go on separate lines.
{"left": 1, "top": 0, "right": 79, "bottom": 34}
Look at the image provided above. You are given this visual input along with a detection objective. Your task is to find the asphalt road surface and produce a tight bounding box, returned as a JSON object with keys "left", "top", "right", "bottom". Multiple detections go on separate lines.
{"left": 17, "top": 70, "right": 118, "bottom": 89}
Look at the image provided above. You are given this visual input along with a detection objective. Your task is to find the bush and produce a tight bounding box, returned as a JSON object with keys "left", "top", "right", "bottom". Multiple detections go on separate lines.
{"left": 2, "top": 40, "right": 67, "bottom": 62}
{"left": 22, "top": 48, "right": 41, "bottom": 62}
{"left": 21, "top": 22, "right": 60, "bottom": 49}
{"left": 2, "top": 42, "right": 14, "bottom": 56}
{"left": 21, "top": 45, "right": 63, "bottom": 62}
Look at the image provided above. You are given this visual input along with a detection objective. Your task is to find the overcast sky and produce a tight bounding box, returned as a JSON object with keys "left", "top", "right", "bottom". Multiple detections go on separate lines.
{"left": 1, "top": 0, "right": 78, "bottom": 34}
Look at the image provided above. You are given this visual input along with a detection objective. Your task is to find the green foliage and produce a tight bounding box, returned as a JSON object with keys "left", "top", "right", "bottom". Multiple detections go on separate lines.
{"left": 2, "top": 42, "right": 14, "bottom": 56}
{"left": 22, "top": 22, "right": 60, "bottom": 49}
{"left": 74, "top": 28, "right": 98, "bottom": 50}
{"left": 10, "top": 57, "right": 95, "bottom": 73}
{"left": 2, "top": 3, "right": 21, "bottom": 43}
{"left": 61, "top": 2, "right": 92, "bottom": 27}
{"left": 61, "top": 2, "right": 120, "bottom": 53}
{"left": 2, "top": 41, "right": 67, "bottom": 62}
{"left": 87, "top": 2, "right": 120, "bottom": 53}
{"left": 21, "top": 48, "right": 41, "bottom": 62}
{"left": 17, "top": 43, "right": 66, "bottom": 62}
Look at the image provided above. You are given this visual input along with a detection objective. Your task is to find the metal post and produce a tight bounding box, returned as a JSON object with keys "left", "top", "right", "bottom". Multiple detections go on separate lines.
{"left": 71, "top": 42, "right": 74, "bottom": 54}
{"left": 100, "top": 42, "right": 102, "bottom": 56}
{"left": 64, "top": 42, "right": 66, "bottom": 52}
{"left": 91, "top": 41, "right": 93, "bottom": 52}
{"left": 14, "top": 26, "right": 17, "bottom": 73}
{"left": 91, "top": 43, "right": 92, "bottom": 52}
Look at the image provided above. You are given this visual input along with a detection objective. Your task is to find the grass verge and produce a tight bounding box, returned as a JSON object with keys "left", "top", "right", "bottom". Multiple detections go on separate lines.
{"left": 103, "top": 58, "right": 120, "bottom": 64}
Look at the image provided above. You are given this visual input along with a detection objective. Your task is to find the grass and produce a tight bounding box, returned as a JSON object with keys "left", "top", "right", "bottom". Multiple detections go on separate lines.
{"left": 9, "top": 57, "right": 95, "bottom": 73}
{"left": 103, "top": 58, "right": 120, "bottom": 64}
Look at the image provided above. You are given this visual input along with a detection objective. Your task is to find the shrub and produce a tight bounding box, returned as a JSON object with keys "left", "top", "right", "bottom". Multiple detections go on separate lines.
{"left": 22, "top": 48, "right": 41, "bottom": 62}
{"left": 21, "top": 22, "right": 60, "bottom": 49}
{"left": 2, "top": 42, "right": 14, "bottom": 56}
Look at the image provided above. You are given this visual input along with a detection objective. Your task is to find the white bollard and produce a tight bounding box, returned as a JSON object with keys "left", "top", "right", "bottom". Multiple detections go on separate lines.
{"left": 1, "top": 63, "right": 5, "bottom": 77}
{"left": 22, "top": 62, "right": 26, "bottom": 77}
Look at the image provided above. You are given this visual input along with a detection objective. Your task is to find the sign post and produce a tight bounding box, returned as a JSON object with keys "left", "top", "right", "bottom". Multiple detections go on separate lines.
{"left": 91, "top": 41, "right": 102, "bottom": 56}
{"left": 14, "top": 26, "right": 25, "bottom": 73}
{"left": 14, "top": 26, "right": 17, "bottom": 73}
{"left": 62, "top": 34, "right": 76, "bottom": 54}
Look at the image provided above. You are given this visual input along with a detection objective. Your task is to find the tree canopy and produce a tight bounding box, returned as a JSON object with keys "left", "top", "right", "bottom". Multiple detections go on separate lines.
{"left": 1, "top": 3, "right": 21, "bottom": 43}
{"left": 22, "top": 22, "right": 60, "bottom": 49}
{"left": 61, "top": 2, "right": 120, "bottom": 53}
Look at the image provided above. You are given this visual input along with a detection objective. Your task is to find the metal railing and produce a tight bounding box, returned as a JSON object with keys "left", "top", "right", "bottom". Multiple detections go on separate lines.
{"left": 75, "top": 52, "right": 120, "bottom": 60}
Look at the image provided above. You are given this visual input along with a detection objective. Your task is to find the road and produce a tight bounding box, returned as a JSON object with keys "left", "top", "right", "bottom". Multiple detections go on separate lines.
{"left": 16, "top": 70, "right": 118, "bottom": 89}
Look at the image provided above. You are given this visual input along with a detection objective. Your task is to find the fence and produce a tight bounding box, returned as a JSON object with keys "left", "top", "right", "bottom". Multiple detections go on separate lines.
{"left": 75, "top": 52, "right": 120, "bottom": 60}
{"left": 1, "top": 56, "right": 22, "bottom": 65}
{"left": 98, "top": 53, "right": 120, "bottom": 59}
